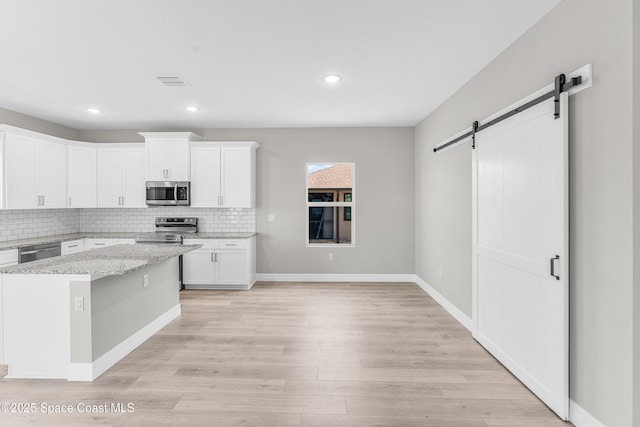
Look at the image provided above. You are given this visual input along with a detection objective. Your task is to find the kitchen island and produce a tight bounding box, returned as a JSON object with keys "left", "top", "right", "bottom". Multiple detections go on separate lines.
{"left": 0, "top": 243, "right": 200, "bottom": 381}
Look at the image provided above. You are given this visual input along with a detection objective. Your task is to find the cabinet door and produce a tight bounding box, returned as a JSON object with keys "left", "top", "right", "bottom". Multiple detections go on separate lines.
{"left": 67, "top": 146, "right": 97, "bottom": 208}
{"left": 38, "top": 141, "right": 67, "bottom": 208}
{"left": 145, "top": 139, "right": 167, "bottom": 181}
{"left": 5, "top": 135, "right": 38, "bottom": 209}
{"left": 97, "top": 149, "right": 124, "bottom": 207}
{"left": 122, "top": 149, "right": 146, "bottom": 207}
{"left": 166, "top": 138, "right": 190, "bottom": 181}
{"left": 214, "top": 250, "right": 248, "bottom": 285}
{"left": 221, "top": 147, "right": 253, "bottom": 208}
{"left": 183, "top": 250, "right": 215, "bottom": 285}
{"left": 190, "top": 146, "right": 221, "bottom": 207}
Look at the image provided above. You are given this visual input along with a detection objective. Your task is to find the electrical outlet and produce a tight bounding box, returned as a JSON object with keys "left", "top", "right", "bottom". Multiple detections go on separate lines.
{"left": 74, "top": 296, "right": 84, "bottom": 312}
{"left": 267, "top": 214, "right": 276, "bottom": 222}
{"left": 143, "top": 274, "right": 149, "bottom": 287}
{"left": 329, "top": 253, "right": 334, "bottom": 261}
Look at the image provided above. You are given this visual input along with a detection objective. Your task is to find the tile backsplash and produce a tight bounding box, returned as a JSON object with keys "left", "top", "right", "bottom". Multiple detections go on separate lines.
{"left": 0, "top": 207, "right": 255, "bottom": 242}
{"left": 0, "top": 209, "right": 80, "bottom": 241}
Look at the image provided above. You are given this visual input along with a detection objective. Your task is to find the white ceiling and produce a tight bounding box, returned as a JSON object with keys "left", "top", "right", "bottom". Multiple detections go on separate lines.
{"left": 0, "top": 0, "right": 561, "bottom": 130}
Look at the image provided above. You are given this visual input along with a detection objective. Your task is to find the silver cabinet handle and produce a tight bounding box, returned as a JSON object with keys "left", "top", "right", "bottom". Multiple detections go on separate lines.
{"left": 550, "top": 255, "right": 560, "bottom": 280}
{"left": 95, "top": 243, "right": 106, "bottom": 246}
{"left": 42, "top": 195, "right": 45, "bottom": 206}
{"left": 122, "top": 196, "right": 125, "bottom": 206}
{"left": 214, "top": 252, "right": 218, "bottom": 262}
{"left": 67, "top": 244, "right": 79, "bottom": 248}
{"left": 174, "top": 183, "right": 178, "bottom": 203}
{"left": 211, "top": 252, "right": 214, "bottom": 262}
{"left": 224, "top": 243, "right": 236, "bottom": 247}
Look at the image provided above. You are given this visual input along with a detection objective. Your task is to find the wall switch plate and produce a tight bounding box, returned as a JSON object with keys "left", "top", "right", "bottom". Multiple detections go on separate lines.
{"left": 329, "top": 253, "right": 334, "bottom": 261}
{"left": 267, "top": 214, "right": 276, "bottom": 222}
{"left": 143, "top": 274, "right": 149, "bottom": 287}
{"left": 74, "top": 296, "right": 84, "bottom": 312}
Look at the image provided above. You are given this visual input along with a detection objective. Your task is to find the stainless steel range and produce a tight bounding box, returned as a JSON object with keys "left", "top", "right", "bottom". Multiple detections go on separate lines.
{"left": 135, "top": 217, "right": 198, "bottom": 244}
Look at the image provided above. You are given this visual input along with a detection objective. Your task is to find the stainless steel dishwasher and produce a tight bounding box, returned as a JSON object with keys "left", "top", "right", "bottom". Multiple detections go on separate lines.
{"left": 18, "top": 242, "right": 61, "bottom": 264}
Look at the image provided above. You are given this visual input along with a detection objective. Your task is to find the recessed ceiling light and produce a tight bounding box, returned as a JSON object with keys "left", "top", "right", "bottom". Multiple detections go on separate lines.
{"left": 86, "top": 107, "right": 101, "bottom": 114}
{"left": 185, "top": 106, "right": 199, "bottom": 112}
{"left": 324, "top": 75, "right": 341, "bottom": 84}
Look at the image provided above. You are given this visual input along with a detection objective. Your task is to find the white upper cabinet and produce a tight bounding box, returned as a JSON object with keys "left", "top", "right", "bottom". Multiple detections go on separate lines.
{"left": 38, "top": 141, "right": 67, "bottom": 208}
{"left": 122, "top": 149, "right": 146, "bottom": 207}
{"left": 221, "top": 146, "right": 254, "bottom": 208}
{"left": 67, "top": 144, "right": 97, "bottom": 208}
{"left": 190, "top": 142, "right": 258, "bottom": 208}
{"left": 97, "top": 146, "right": 145, "bottom": 208}
{"left": 0, "top": 126, "right": 257, "bottom": 211}
{"left": 5, "top": 133, "right": 67, "bottom": 209}
{"left": 140, "top": 132, "right": 201, "bottom": 181}
{"left": 190, "top": 145, "right": 221, "bottom": 207}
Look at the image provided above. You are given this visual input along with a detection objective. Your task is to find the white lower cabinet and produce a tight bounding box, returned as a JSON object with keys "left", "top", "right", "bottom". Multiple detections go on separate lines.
{"left": 0, "top": 249, "right": 19, "bottom": 268}
{"left": 0, "top": 248, "right": 19, "bottom": 365}
{"left": 182, "top": 237, "right": 256, "bottom": 290}
{"left": 61, "top": 239, "right": 84, "bottom": 255}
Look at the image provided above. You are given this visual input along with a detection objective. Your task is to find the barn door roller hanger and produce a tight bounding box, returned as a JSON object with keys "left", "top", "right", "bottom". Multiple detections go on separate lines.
{"left": 434, "top": 71, "right": 584, "bottom": 153}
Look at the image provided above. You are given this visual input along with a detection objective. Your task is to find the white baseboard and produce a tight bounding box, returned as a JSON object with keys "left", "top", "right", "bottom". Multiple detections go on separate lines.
{"left": 413, "top": 275, "right": 474, "bottom": 332}
{"left": 570, "top": 399, "right": 606, "bottom": 427}
{"left": 67, "top": 304, "right": 181, "bottom": 381}
{"left": 256, "top": 273, "right": 416, "bottom": 283}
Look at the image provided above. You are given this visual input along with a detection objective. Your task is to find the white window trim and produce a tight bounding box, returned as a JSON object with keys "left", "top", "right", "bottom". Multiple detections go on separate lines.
{"left": 306, "top": 162, "right": 355, "bottom": 248}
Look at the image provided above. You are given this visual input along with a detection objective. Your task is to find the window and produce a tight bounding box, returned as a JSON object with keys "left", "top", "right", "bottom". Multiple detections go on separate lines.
{"left": 306, "top": 163, "right": 354, "bottom": 246}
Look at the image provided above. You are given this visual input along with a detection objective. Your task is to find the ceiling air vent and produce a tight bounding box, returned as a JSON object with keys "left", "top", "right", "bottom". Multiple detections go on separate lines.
{"left": 156, "top": 75, "right": 190, "bottom": 87}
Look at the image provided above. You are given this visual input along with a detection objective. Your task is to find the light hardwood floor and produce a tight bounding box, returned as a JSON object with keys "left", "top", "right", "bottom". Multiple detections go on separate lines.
{"left": 0, "top": 282, "right": 573, "bottom": 426}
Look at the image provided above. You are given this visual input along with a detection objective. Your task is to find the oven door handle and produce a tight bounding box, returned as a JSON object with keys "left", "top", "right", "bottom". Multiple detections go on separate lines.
{"left": 20, "top": 247, "right": 60, "bottom": 255}
{"left": 174, "top": 184, "right": 178, "bottom": 204}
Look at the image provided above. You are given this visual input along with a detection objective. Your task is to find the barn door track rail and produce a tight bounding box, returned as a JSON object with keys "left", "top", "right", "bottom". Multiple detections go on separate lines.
{"left": 434, "top": 72, "right": 583, "bottom": 153}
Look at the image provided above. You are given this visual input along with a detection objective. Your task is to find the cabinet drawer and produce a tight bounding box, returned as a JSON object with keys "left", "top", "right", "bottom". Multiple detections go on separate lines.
{"left": 61, "top": 239, "right": 84, "bottom": 255}
{"left": 0, "top": 249, "right": 19, "bottom": 265}
{"left": 214, "top": 240, "right": 247, "bottom": 249}
{"left": 183, "top": 239, "right": 215, "bottom": 250}
{"left": 84, "top": 238, "right": 134, "bottom": 249}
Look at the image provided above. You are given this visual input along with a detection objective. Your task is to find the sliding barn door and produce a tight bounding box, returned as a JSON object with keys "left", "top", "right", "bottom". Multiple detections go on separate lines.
{"left": 472, "top": 93, "right": 569, "bottom": 419}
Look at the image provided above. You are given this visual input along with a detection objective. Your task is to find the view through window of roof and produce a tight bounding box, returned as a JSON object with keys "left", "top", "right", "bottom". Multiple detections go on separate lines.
{"left": 306, "top": 163, "right": 354, "bottom": 246}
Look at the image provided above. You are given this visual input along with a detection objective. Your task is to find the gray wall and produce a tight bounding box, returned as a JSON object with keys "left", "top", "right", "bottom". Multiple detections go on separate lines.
{"left": 0, "top": 107, "right": 79, "bottom": 141}
{"left": 81, "top": 127, "right": 416, "bottom": 275}
{"left": 415, "top": 0, "right": 633, "bottom": 425}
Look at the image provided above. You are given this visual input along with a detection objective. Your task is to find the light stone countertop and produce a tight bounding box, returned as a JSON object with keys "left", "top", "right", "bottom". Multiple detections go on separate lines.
{"left": 185, "top": 232, "right": 257, "bottom": 240}
{"left": 0, "top": 232, "right": 257, "bottom": 251}
{"left": 0, "top": 232, "right": 139, "bottom": 251}
{"left": 0, "top": 244, "right": 201, "bottom": 276}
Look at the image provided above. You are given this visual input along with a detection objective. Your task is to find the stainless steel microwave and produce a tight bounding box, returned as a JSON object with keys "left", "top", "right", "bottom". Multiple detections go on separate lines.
{"left": 146, "top": 181, "right": 190, "bottom": 206}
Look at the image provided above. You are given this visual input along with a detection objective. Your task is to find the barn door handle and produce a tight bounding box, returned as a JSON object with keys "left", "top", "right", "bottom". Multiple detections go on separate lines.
{"left": 550, "top": 255, "right": 560, "bottom": 280}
